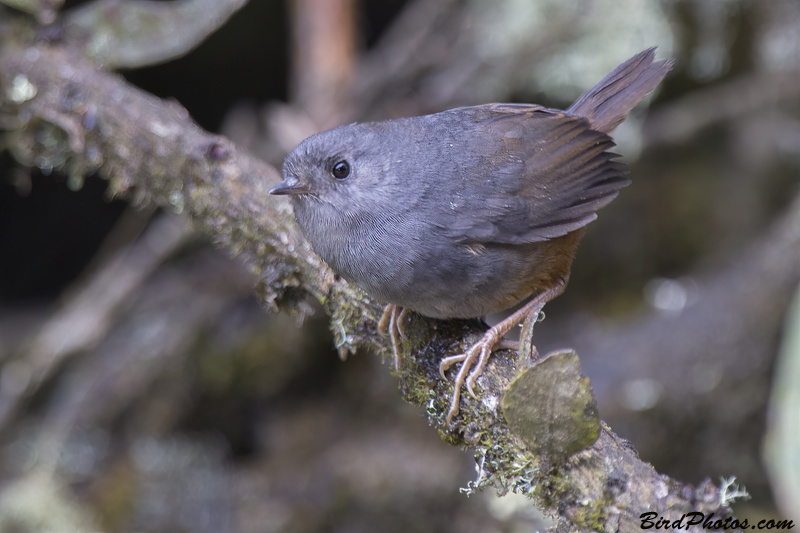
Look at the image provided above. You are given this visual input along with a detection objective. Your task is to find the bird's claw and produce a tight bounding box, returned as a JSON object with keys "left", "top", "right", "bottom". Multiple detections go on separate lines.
{"left": 438, "top": 353, "right": 467, "bottom": 379}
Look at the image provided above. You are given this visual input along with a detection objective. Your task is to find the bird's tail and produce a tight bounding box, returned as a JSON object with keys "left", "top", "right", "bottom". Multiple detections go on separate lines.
{"left": 567, "top": 48, "right": 672, "bottom": 134}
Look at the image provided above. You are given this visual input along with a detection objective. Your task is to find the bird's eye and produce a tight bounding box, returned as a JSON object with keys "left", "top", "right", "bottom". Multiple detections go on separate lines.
{"left": 331, "top": 160, "right": 350, "bottom": 180}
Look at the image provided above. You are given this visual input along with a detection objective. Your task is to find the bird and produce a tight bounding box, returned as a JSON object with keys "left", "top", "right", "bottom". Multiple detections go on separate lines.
{"left": 270, "top": 48, "right": 672, "bottom": 423}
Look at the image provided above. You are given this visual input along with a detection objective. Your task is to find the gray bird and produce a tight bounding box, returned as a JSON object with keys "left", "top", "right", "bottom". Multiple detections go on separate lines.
{"left": 271, "top": 48, "right": 672, "bottom": 423}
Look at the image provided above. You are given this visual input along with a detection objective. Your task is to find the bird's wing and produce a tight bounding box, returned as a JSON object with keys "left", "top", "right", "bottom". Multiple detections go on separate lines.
{"left": 444, "top": 103, "right": 630, "bottom": 244}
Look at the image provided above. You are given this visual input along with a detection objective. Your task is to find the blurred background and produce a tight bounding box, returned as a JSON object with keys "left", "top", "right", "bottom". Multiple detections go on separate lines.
{"left": 1, "top": 0, "right": 799, "bottom": 531}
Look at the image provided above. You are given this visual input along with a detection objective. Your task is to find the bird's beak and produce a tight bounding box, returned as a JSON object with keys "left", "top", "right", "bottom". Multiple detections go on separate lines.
{"left": 269, "top": 176, "right": 310, "bottom": 196}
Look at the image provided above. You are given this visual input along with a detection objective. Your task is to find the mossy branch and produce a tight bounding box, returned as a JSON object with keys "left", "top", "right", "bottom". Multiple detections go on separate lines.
{"left": 0, "top": 31, "right": 743, "bottom": 533}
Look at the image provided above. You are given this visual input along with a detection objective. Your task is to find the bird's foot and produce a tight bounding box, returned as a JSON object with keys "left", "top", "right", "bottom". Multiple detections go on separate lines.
{"left": 440, "top": 324, "right": 506, "bottom": 424}
{"left": 378, "top": 304, "right": 409, "bottom": 372}
{"left": 439, "top": 281, "right": 567, "bottom": 424}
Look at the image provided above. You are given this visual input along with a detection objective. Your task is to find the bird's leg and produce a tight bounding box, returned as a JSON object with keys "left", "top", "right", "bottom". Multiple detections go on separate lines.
{"left": 378, "top": 304, "right": 393, "bottom": 336}
{"left": 396, "top": 307, "right": 410, "bottom": 338}
{"left": 378, "top": 304, "right": 409, "bottom": 372}
{"left": 441, "top": 281, "right": 567, "bottom": 424}
{"left": 464, "top": 284, "right": 564, "bottom": 393}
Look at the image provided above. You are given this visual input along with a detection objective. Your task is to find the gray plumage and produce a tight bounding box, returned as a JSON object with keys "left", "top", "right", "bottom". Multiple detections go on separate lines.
{"left": 271, "top": 49, "right": 672, "bottom": 319}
